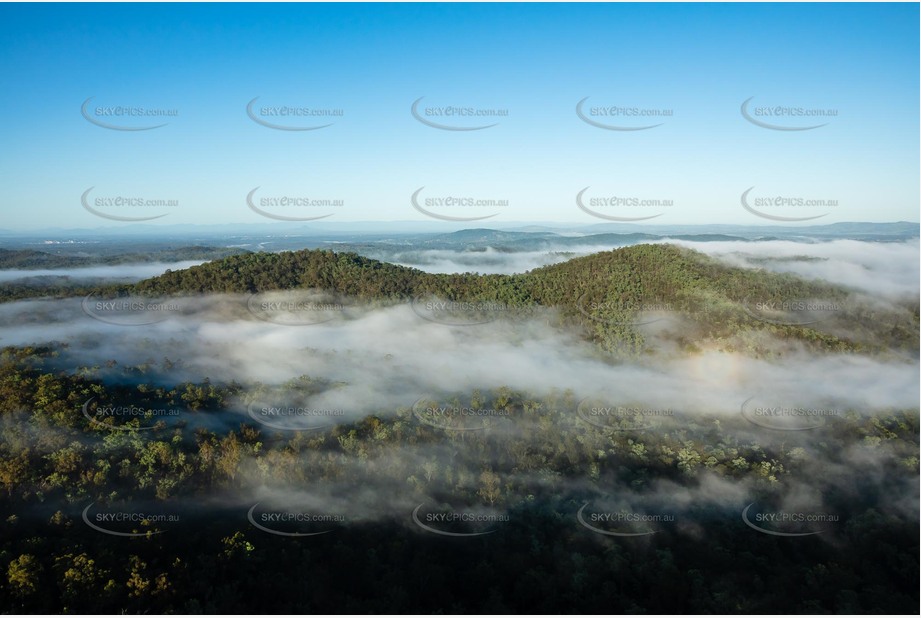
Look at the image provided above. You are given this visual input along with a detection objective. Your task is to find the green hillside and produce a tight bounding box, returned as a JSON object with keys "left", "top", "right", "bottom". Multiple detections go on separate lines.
{"left": 124, "top": 244, "right": 918, "bottom": 356}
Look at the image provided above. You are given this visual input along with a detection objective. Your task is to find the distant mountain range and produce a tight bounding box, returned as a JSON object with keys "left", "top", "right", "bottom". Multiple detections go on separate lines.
{"left": 1, "top": 223, "right": 916, "bottom": 270}
{"left": 0, "top": 246, "right": 248, "bottom": 269}
{"left": 0, "top": 221, "right": 917, "bottom": 244}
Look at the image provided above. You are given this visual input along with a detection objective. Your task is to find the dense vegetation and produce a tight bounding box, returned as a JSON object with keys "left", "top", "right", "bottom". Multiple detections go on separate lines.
{"left": 0, "top": 345, "right": 917, "bottom": 613}
{"left": 122, "top": 244, "right": 918, "bottom": 356}
{"left": 0, "top": 244, "right": 917, "bottom": 613}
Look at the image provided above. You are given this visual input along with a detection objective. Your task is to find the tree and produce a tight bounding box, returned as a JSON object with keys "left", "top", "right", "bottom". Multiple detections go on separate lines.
{"left": 215, "top": 432, "right": 243, "bottom": 482}
{"left": 7, "top": 554, "right": 42, "bottom": 599}
{"left": 0, "top": 451, "right": 28, "bottom": 496}
{"left": 53, "top": 552, "right": 114, "bottom": 612}
{"left": 478, "top": 469, "right": 501, "bottom": 505}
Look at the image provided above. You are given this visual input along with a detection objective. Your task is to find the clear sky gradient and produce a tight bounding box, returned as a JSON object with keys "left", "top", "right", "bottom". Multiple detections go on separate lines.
{"left": 0, "top": 2, "right": 918, "bottom": 230}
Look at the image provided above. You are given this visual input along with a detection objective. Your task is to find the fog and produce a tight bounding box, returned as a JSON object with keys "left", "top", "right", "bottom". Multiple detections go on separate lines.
{"left": 0, "top": 260, "right": 209, "bottom": 284}
{"left": 212, "top": 432, "right": 918, "bottom": 540}
{"left": 385, "top": 245, "right": 620, "bottom": 274}
{"left": 664, "top": 238, "right": 920, "bottom": 300}
{"left": 357, "top": 239, "right": 919, "bottom": 306}
{"left": 1, "top": 241, "right": 916, "bottom": 537}
{"left": 0, "top": 293, "right": 915, "bottom": 429}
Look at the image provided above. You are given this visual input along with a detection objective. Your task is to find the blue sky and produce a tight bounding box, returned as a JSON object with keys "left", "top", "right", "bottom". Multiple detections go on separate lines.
{"left": 0, "top": 2, "right": 917, "bottom": 230}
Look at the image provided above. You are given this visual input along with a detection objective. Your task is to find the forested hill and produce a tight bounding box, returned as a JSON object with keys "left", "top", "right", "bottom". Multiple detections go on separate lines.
{"left": 130, "top": 243, "right": 830, "bottom": 302}
{"left": 127, "top": 244, "right": 918, "bottom": 355}
{"left": 134, "top": 247, "right": 447, "bottom": 298}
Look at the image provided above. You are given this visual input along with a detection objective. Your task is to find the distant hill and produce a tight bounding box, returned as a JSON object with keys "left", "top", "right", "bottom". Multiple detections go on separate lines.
{"left": 576, "top": 221, "right": 920, "bottom": 241}
{"left": 347, "top": 230, "right": 752, "bottom": 255}
{"left": 0, "top": 246, "right": 250, "bottom": 269}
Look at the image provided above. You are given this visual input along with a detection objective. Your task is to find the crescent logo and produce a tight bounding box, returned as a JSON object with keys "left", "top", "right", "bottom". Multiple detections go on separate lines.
{"left": 411, "top": 504, "right": 497, "bottom": 537}
{"left": 576, "top": 502, "right": 657, "bottom": 537}
{"left": 740, "top": 97, "right": 827, "bottom": 131}
{"left": 575, "top": 398, "right": 652, "bottom": 432}
{"left": 81, "top": 291, "right": 171, "bottom": 326}
{"left": 82, "top": 397, "right": 159, "bottom": 432}
{"left": 246, "top": 97, "right": 335, "bottom": 131}
{"left": 411, "top": 97, "right": 498, "bottom": 131}
{"left": 81, "top": 187, "right": 168, "bottom": 222}
{"left": 245, "top": 401, "right": 331, "bottom": 432}
{"left": 410, "top": 188, "right": 498, "bottom": 222}
{"left": 81, "top": 97, "right": 168, "bottom": 131}
{"left": 739, "top": 296, "right": 828, "bottom": 326}
{"left": 409, "top": 296, "right": 498, "bottom": 326}
{"left": 576, "top": 97, "right": 663, "bottom": 131}
{"left": 244, "top": 292, "right": 340, "bottom": 326}
{"left": 574, "top": 293, "right": 666, "bottom": 326}
{"left": 246, "top": 188, "right": 334, "bottom": 222}
{"left": 740, "top": 396, "right": 827, "bottom": 431}
{"left": 575, "top": 187, "right": 663, "bottom": 222}
{"left": 82, "top": 503, "right": 167, "bottom": 537}
{"left": 411, "top": 398, "right": 488, "bottom": 432}
{"left": 247, "top": 503, "right": 334, "bottom": 537}
{"left": 740, "top": 187, "right": 827, "bottom": 222}
{"left": 741, "top": 503, "right": 824, "bottom": 537}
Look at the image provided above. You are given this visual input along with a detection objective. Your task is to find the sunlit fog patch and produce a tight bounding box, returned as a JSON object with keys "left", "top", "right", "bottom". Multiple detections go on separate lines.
{"left": 0, "top": 293, "right": 916, "bottom": 433}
